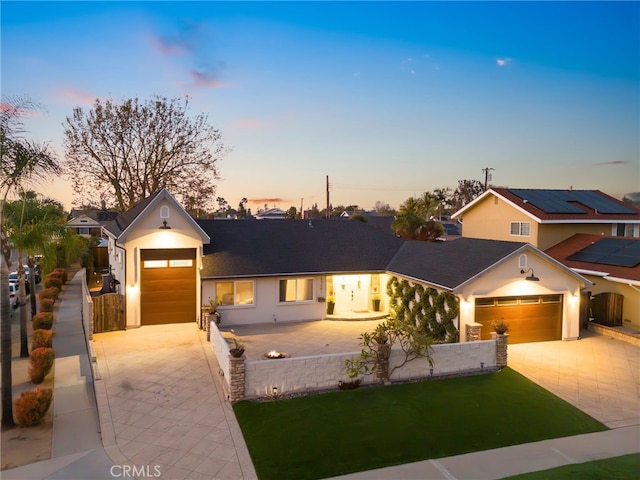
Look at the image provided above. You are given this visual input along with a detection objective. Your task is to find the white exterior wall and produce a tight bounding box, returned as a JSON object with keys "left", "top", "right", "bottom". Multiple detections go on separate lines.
{"left": 116, "top": 198, "right": 207, "bottom": 328}
{"left": 202, "top": 275, "right": 328, "bottom": 326}
{"left": 458, "top": 250, "right": 583, "bottom": 341}
{"left": 241, "top": 340, "right": 497, "bottom": 398}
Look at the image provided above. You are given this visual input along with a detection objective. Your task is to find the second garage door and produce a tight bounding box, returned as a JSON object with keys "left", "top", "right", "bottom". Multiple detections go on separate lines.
{"left": 474, "top": 295, "right": 563, "bottom": 344}
{"left": 140, "top": 248, "right": 196, "bottom": 325}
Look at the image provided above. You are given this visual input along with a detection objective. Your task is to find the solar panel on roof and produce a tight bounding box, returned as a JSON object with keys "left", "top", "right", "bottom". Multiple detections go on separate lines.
{"left": 567, "top": 237, "right": 640, "bottom": 268}
{"left": 510, "top": 189, "right": 637, "bottom": 215}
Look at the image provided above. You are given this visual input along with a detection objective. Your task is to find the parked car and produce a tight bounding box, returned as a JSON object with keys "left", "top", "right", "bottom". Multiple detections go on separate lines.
{"left": 8, "top": 283, "right": 18, "bottom": 309}
{"left": 8, "top": 272, "right": 30, "bottom": 294}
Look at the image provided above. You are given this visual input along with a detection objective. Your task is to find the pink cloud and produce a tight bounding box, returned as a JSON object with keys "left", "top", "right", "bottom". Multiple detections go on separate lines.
{"left": 0, "top": 103, "right": 40, "bottom": 118}
{"left": 58, "top": 88, "right": 97, "bottom": 106}
{"left": 148, "top": 34, "right": 188, "bottom": 56}
{"left": 232, "top": 117, "right": 266, "bottom": 130}
{"left": 189, "top": 70, "right": 227, "bottom": 88}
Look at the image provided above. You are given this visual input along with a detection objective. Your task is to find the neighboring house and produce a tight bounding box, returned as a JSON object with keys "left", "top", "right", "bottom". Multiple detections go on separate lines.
{"left": 99, "top": 188, "right": 589, "bottom": 345}
{"left": 545, "top": 234, "right": 640, "bottom": 332}
{"left": 452, "top": 188, "right": 640, "bottom": 250}
{"left": 66, "top": 213, "right": 107, "bottom": 237}
{"left": 67, "top": 209, "right": 119, "bottom": 237}
{"left": 255, "top": 208, "right": 287, "bottom": 219}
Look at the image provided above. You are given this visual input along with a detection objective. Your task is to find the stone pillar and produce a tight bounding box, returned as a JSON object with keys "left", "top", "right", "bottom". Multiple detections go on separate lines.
{"left": 374, "top": 343, "right": 391, "bottom": 384}
{"left": 495, "top": 333, "right": 508, "bottom": 367}
{"left": 465, "top": 322, "right": 482, "bottom": 342}
{"left": 206, "top": 318, "right": 211, "bottom": 341}
{"left": 228, "top": 356, "right": 246, "bottom": 402}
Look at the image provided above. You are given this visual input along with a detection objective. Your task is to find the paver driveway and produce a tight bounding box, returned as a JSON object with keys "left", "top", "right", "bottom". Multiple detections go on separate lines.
{"left": 508, "top": 330, "right": 640, "bottom": 428}
{"left": 92, "top": 324, "right": 257, "bottom": 480}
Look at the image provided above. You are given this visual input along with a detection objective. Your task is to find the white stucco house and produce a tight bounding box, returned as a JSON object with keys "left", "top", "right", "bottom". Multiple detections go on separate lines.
{"left": 101, "top": 189, "right": 590, "bottom": 344}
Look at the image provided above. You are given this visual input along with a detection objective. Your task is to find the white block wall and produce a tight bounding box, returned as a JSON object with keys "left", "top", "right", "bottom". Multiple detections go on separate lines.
{"left": 240, "top": 339, "right": 497, "bottom": 399}
{"left": 389, "top": 340, "right": 496, "bottom": 381}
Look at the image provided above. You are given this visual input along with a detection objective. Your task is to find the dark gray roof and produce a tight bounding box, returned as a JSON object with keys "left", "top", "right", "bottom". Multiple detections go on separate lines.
{"left": 387, "top": 238, "right": 527, "bottom": 290}
{"left": 197, "top": 219, "right": 405, "bottom": 278}
{"left": 102, "top": 190, "right": 163, "bottom": 237}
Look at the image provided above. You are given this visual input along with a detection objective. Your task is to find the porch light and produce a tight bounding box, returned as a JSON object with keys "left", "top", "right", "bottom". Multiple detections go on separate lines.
{"left": 159, "top": 220, "right": 171, "bottom": 229}
{"left": 520, "top": 268, "right": 539, "bottom": 282}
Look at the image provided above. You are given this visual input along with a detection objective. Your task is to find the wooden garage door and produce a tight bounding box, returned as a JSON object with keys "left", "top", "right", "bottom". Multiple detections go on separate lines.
{"left": 474, "top": 295, "right": 563, "bottom": 344}
{"left": 140, "top": 248, "right": 196, "bottom": 325}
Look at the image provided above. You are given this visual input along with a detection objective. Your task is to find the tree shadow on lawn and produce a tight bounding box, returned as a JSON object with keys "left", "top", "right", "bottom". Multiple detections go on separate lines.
{"left": 233, "top": 367, "right": 608, "bottom": 480}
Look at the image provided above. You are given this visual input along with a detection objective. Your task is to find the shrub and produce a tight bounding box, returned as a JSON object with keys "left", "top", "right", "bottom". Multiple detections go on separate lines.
{"left": 43, "top": 275, "right": 63, "bottom": 290}
{"left": 28, "top": 347, "right": 55, "bottom": 384}
{"left": 53, "top": 268, "right": 68, "bottom": 284}
{"left": 39, "top": 287, "right": 60, "bottom": 301}
{"left": 40, "top": 297, "right": 54, "bottom": 312}
{"left": 32, "top": 312, "right": 54, "bottom": 330}
{"left": 14, "top": 387, "right": 53, "bottom": 427}
{"left": 32, "top": 329, "right": 53, "bottom": 349}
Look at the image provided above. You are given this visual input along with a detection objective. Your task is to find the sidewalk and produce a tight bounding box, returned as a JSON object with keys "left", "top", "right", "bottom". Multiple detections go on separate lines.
{"left": 3, "top": 270, "right": 120, "bottom": 480}
{"left": 3, "top": 270, "right": 638, "bottom": 479}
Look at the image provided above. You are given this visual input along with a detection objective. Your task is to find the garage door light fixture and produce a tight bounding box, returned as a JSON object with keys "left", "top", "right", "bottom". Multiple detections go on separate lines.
{"left": 520, "top": 268, "right": 539, "bottom": 282}
{"left": 159, "top": 220, "right": 171, "bottom": 230}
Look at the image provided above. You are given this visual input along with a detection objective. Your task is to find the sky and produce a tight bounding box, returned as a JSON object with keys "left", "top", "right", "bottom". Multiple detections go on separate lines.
{"left": 2, "top": 1, "right": 639, "bottom": 213}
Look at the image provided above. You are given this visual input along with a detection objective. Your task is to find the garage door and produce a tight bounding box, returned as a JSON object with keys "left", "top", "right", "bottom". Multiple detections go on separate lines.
{"left": 140, "top": 248, "right": 196, "bottom": 325}
{"left": 474, "top": 295, "right": 563, "bottom": 344}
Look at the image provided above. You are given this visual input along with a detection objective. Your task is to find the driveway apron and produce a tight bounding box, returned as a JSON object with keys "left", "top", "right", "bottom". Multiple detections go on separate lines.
{"left": 508, "top": 331, "right": 640, "bottom": 428}
{"left": 92, "top": 324, "right": 257, "bottom": 480}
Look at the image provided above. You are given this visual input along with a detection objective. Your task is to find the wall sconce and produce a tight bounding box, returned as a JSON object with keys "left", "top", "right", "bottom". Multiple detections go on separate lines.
{"left": 272, "top": 386, "right": 279, "bottom": 399}
{"left": 159, "top": 220, "right": 171, "bottom": 229}
{"left": 520, "top": 268, "right": 540, "bottom": 282}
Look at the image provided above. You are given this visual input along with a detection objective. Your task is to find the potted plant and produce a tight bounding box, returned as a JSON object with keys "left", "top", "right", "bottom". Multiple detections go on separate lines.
{"left": 205, "top": 299, "right": 221, "bottom": 325}
{"left": 372, "top": 295, "right": 381, "bottom": 312}
{"left": 229, "top": 338, "right": 245, "bottom": 358}
{"left": 326, "top": 295, "right": 335, "bottom": 315}
{"left": 492, "top": 318, "right": 509, "bottom": 335}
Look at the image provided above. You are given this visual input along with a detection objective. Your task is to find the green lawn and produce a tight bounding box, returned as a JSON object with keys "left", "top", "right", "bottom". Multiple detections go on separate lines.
{"left": 501, "top": 453, "right": 640, "bottom": 480}
{"left": 233, "top": 367, "right": 608, "bottom": 480}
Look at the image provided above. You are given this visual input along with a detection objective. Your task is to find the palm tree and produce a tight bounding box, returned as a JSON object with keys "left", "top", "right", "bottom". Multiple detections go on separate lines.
{"left": 392, "top": 193, "right": 444, "bottom": 241}
{"left": 1, "top": 97, "right": 59, "bottom": 428}
{"left": 4, "top": 192, "right": 66, "bottom": 358}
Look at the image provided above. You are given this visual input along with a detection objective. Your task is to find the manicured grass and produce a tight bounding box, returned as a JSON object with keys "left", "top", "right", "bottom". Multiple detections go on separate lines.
{"left": 501, "top": 453, "right": 640, "bottom": 480}
{"left": 233, "top": 368, "right": 608, "bottom": 480}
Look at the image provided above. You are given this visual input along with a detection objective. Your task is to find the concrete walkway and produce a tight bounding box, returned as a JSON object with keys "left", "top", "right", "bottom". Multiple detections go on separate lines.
{"left": 3, "top": 272, "right": 639, "bottom": 479}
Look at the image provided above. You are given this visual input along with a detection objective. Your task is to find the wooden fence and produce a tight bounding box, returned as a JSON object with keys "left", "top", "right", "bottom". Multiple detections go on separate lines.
{"left": 93, "top": 293, "right": 125, "bottom": 332}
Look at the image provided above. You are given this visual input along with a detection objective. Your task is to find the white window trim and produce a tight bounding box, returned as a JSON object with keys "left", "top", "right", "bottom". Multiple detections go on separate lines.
{"left": 510, "top": 221, "right": 531, "bottom": 237}
{"left": 215, "top": 280, "right": 255, "bottom": 307}
{"left": 278, "top": 277, "right": 315, "bottom": 304}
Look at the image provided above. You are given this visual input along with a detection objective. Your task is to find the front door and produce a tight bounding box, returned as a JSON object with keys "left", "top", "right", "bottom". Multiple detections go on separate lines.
{"left": 333, "top": 274, "right": 371, "bottom": 314}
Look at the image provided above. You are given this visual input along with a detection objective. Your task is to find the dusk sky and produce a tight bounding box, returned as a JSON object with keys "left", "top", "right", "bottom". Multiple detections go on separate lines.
{"left": 2, "top": 1, "right": 639, "bottom": 213}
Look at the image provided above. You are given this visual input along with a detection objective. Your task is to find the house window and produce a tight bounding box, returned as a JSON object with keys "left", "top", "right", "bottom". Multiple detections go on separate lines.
{"left": 279, "top": 278, "right": 314, "bottom": 303}
{"left": 614, "top": 223, "right": 637, "bottom": 237}
{"left": 78, "top": 227, "right": 89, "bottom": 235}
{"left": 510, "top": 222, "right": 530, "bottom": 237}
{"left": 215, "top": 281, "right": 254, "bottom": 306}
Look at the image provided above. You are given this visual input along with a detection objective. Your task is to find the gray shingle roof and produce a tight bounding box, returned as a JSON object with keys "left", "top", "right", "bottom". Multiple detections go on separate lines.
{"left": 387, "top": 238, "right": 527, "bottom": 290}
{"left": 102, "top": 190, "right": 163, "bottom": 237}
{"left": 197, "top": 219, "right": 405, "bottom": 278}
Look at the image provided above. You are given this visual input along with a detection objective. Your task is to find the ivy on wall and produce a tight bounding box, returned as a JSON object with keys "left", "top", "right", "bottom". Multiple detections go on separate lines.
{"left": 386, "top": 276, "right": 460, "bottom": 343}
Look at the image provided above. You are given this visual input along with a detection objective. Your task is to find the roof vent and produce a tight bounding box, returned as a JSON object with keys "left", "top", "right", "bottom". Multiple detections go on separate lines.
{"left": 523, "top": 199, "right": 528, "bottom": 203}
{"left": 308, "top": 219, "right": 314, "bottom": 228}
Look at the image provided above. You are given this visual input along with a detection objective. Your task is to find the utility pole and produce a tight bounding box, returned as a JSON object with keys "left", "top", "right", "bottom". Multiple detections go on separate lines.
{"left": 300, "top": 198, "right": 303, "bottom": 219}
{"left": 326, "top": 175, "right": 330, "bottom": 219}
{"left": 482, "top": 167, "right": 495, "bottom": 191}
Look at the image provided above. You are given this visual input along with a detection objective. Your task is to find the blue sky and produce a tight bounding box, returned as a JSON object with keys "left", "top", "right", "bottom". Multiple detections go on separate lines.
{"left": 2, "top": 1, "right": 639, "bottom": 212}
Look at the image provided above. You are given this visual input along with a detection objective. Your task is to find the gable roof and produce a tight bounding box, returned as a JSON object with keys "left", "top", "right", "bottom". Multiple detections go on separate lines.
{"left": 197, "top": 218, "right": 405, "bottom": 278}
{"left": 545, "top": 234, "right": 640, "bottom": 282}
{"left": 386, "top": 238, "right": 529, "bottom": 291}
{"left": 102, "top": 188, "right": 210, "bottom": 242}
{"left": 452, "top": 188, "right": 640, "bottom": 223}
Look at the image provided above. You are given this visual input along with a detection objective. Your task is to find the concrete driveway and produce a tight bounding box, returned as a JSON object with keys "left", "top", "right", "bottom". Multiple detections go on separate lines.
{"left": 92, "top": 324, "right": 257, "bottom": 480}
{"left": 508, "top": 331, "right": 640, "bottom": 428}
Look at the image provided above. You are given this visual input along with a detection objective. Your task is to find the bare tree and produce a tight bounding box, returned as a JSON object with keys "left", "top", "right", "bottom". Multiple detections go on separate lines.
{"left": 63, "top": 96, "right": 227, "bottom": 212}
